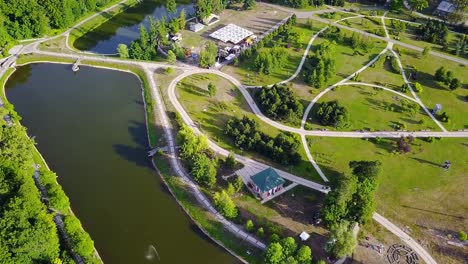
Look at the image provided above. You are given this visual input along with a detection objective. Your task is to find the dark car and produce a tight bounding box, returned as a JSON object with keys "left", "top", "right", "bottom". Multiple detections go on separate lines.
{"left": 313, "top": 211, "right": 321, "bottom": 225}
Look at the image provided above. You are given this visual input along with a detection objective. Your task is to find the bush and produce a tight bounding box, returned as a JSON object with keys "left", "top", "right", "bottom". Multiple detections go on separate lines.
{"left": 245, "top": 220, "right": 255, "bottom": 232}
{"left": 458, "top": 231, "right": 467, "bottom": 241}
{"left": 257, "top": 227, "right": 265, "bottom": 238}
{"left": 165, "top": 67, "right": 174, "bottom": 74}
{"left": 213, "top": 191, "right": 238, "bottom": 219}
{"left": 413, "top": 82, "right": 423, "bottom": 93}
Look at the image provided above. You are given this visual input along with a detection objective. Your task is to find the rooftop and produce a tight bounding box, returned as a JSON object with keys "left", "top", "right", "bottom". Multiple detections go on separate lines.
{"left": 209, "top": 24, "right": 254, "bottom": 44}
{"left": 250, "top": 167, "right": 285, "bottom": 193}
{"left": 436, "top": 1, "right": 456, "bottom": 13}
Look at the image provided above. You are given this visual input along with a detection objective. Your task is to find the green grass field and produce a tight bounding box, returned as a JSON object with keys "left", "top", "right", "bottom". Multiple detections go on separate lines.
{"left": 176, "top": 73, "right": 322, "bottom": 182}
{"left": 397, "top": 46, "right": 468, "bottom": 130}
{"left": 358, "top": 57, "right": 405, "bottom": 89}
{"left": 308, "top": 136, "right": 468, "bottom": 263}
{"left": 306, "top": 85, "right": 437, "bottom": 131}
{"left": 339, "top": 16, "right": 385, "bottom": 36}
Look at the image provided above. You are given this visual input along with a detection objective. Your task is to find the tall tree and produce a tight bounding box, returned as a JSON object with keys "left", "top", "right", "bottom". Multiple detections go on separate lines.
{"left": 408, "top": 0, "right": 428, "bottom": 13}
{"left": 178, "top": 9, "right": 187, "bottom": 30}
{"left": 325, "top": 221, "right": 357, "bottom": 258}
{"left": 117, "top": 44, "right": 129, "bottom": 58}
{"left": 165, "top": 0, "right": 177, "bottom": 14}
{"left": 196, "top": 0, "right": 212, "bottom": 20}
{"left": 265, "top": 242, "right": 284, "bottom": 264}
{"left": 243, "top": 0, "right": 256, "bottom": 10}
{"left": 296, "top": 245, "right": 312, "bottom": 264}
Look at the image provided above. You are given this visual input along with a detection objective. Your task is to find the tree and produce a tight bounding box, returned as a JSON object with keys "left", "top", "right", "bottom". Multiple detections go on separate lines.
{"left": 213, "top": 191, "right": 238, "bottom": 218}
{"left": 449, "top": 78, "right": 461, "bottom": 90}
{"left": 199, "top": 42, "right": 218, "bottom": 68}
{"left": 408, "top": 0, "right": 428, "bottom": 13}
{"left": 295, "top": 245, "right": 312, "bottom": 264}
{"left": 245, "top": 220, "right": 254, "bottom": 232}
{"left": 167, "top": 50, "right": 177, "bottom": 64}
{"left": 208, "top": 82, "right": 217, "bottom": 97}
{"left": 284, "top": 256, "right": 298, "bottom": 264}
{"left": 422, "top": 46, "right": 431, "bottom": 58}
{"left": 281, "top": 237, "right": 298, "bottom": 257}
{"left": 243, "top": 0, "right": 256, "bottom": 10}
{"left": 435, "top": 66, "right": 447, "bottom": 82}
{"left": 117, "top": 44, "right": 129, "bottom": 58}
{"left": 178, "top": 9, "right": 187, "bottom": 30}
{"left": 165, "top": 0, "right": 177, "bottom": 14}
{"left": 196, "top": 0, "right": 212, "bottom": 20}
{"left": 165, "top": 67, "right": 174, "bottom": 74}
{"left": 225, "top": 152, "right": 236, "bottom": 169}
{"left": 325, "top": 221, "right": 357, "bottom": 258}
{"left": 265, "top": 242, "right": 284, "bottom": 264}
{"left": 255, "top": 84, "right": 303, "bottom": 121}
{"left": 257, "top": 227, "right": 265, "bottom": 237}
{"left": 191, "top": 154, "right": 217, "bottom": 188}
{"left": 233, "top": 176, "right": 244, "bottom": 193}
{"left": 316, "top": 260, "right": 326, "bottom": 264}
{"left": 458, "top": 231, "right": 468, "bottom": 241}
{"left": 390, "top": 0, "right": 403, "bottom": 11}
{"left": 413, "top": 82, "right": 423, "bottom": 93}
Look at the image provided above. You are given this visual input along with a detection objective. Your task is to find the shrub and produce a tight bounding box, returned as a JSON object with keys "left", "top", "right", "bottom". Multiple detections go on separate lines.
{"left": 257, "top": 227, "right": 265, "bottom": 238}
{"left": 458, "top": 231, "right": 468, "bottom": 241}
{"left": 413, "top": 82, "right": 423, "bottom": 93}
{"left": 245, "top": 220, "right": 255, "bottom": 232}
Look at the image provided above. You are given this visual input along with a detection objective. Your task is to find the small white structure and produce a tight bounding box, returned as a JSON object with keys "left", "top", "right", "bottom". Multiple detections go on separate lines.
{"left": 203, "top": 14, "right": 220, "bottom": 26}
{"left": 225, "top": 54, "right": 236, "bottom": 61}
{"left": 434, "top": 1, "right": 456, "bottom": 17}
{"left": 299, "top": 231, "right": 310, "bottom": 241}
{"left": 190, "top": 23, "right": 205, "bottom": 32}
{"left": 209, "top": 24, "right": 254, "bottom": 44}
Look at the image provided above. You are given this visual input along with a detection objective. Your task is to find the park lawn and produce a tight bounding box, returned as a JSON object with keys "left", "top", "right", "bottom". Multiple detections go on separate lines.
{"left": 308, "top": 136, "right": 468, "bottom": 263}
{"left": 306, "top": 85, "right": 438, "bottom": 131}
{"left": 176, "top": 73, "right": 322, "bottom": 182}
{"left": 316, "top": 12, "right": 358, "bottom": 23}
{"left": 397, "top": 46, "right": 468, "bottom": 130}
{"left": 385, "top": 19, "right": 468, "bottom": 60}
{"left": 221, "top": 20, "right": 320, "bottom": 86}
{"left": 358, "top": 58, "right": 405, "bottom": 89}
{"left": 338, "top": 16, "right": 385, "bottom": 37}
{"left": 310, "top": 35, "right": 388, "bottom": 90}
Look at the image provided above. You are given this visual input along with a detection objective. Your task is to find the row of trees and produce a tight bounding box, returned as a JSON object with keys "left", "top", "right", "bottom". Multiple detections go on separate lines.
{"left": 0, "top": 105, "right": 96, "bottom": 263}
{"left": 177, "top": 124, "right": 218, "bottom": 188}
{"left": 254, "top": 84, "right": 304, "bottom": 121}
{"left": 314, "top": 100, "right": 350, "bottom": 129}
{"left": 417, "top": 20, "right": 448, "bottom": 45}
{"left": 253, "top": 47, "right": 289, "bottom": 75}
{"left": 303, "top": 40, "right": 336, "bottom": 88}
{"left": 224, "top": 116, "right": 301, "bottom": 165}
{"left": 323, "top": 160, "right": 382, "bottom": 227}
{"left": 434, "top": 66, "right": 462, "bottom": 90}
{"left": 0, "top": 0, "right": 116, "bottom": 55}
{"left": 264, "top": 237, "right": 313, "bottom": 264}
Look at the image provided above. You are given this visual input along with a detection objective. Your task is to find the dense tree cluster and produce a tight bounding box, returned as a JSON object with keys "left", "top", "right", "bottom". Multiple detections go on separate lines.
{"left": 253, "top": 47, "right": 289, "bottom": 75}
{"left": 264, "top": 237, "right": 312, "bottom": 264}
{"left": 254, "top": 84, "right": 303, "bottom": 121}
{"left": 177, "top": 124, "right": 218, "bottom": 187}
{"left": 417, "top": 20, "right": 448, "bottom": 45}
{"left": 321, "top": 26, "right": 376, "bottom": 52}
{"left": 314, "top": 100, "right": 350, "bottom": 129}
{"left": 0, "top": 106, "right": 96, "bottom": 263}
{"left": 0, "top": 0, "right": 116, "bottom": 54}
{"left": 238, "top": 15, "right": 298, "bottom": 75}
{"left": 303, "top": 40, "right": 336, "bottom": 88}
{"left": 224, "top": 116, "right": 301, "bottom": 165}
{"left": 323, "top": 161, "right": 382, "bottom": 226}
{"left": 124, "top": 8, "right": 187, "bottom": 61}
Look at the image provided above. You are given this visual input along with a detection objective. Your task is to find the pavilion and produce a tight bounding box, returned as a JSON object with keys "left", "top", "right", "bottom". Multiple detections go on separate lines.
{"left": 249, "top": 167, "right": 285, "bottom": 199}
{"left": 209, "top": 24, "right": 254, "bottom": 44}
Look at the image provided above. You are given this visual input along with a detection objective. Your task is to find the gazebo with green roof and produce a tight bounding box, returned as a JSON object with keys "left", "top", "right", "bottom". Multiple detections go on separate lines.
{"left": 250, "top": 167, "right": 285, "bottom": 199}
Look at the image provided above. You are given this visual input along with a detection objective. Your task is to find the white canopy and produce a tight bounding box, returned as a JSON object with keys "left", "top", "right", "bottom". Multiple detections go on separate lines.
{"left": 209, "top": 24, "right": 254, "bottom": 44}
{"left": 299, "top": 231, "right": 310, "bottom": 241}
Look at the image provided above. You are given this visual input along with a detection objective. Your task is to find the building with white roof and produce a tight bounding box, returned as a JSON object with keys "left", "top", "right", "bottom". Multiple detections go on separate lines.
{"left": 209, "top": 24, "right": 254, "bottom": 44}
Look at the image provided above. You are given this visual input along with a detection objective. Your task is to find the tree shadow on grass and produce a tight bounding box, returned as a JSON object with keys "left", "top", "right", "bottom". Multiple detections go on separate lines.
{"left": 113, "top": 121, "right": 153, "bottom": 169}
{"left": 410, "top": 157, "right": 442, "bottom": 167}
{"left": 404, "top": 205, "right": 467, "bottom": 220}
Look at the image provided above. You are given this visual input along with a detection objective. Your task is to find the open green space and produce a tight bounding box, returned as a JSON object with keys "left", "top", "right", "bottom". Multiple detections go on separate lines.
{"left": 306, "top": 85, "right": 436, "bottom": 131}
{"left": 175, "top": 73, "right": 322, "bottom": 182}
{"left": 309, "top": 34, "right": 387, "bottom": 90}
{"left": 397, "top": 46, "right": 468, "bottom": 130}
{"left": 358, "top": 56, "right": 405, "bottom": 89}
{"left": 384, "top": 19, "right": 468, "bottom": 60}
{"left": 308, "top": 136, "right": 468, "bottom": 264}
{"left": 339, "top": 16, "right": 385, "bottom": 36}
